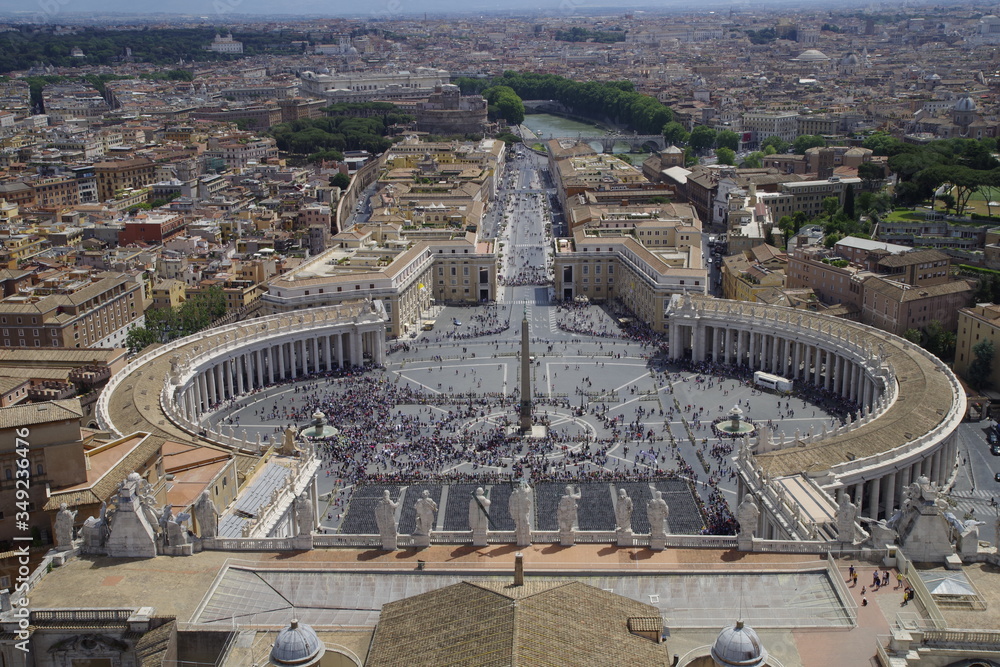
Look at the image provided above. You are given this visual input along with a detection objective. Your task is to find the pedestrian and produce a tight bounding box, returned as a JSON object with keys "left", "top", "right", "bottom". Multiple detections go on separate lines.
{"left": 852, "top": 571, "right": 858, "bottom": 586}
{"left": 895, "top": 573, "right": 903, "bottom": 589}
{"left": 848, "top": 564, "right": 855, "bottom": 579}
{"left": 861, "top": 596, "right": 868, "bottom": 607}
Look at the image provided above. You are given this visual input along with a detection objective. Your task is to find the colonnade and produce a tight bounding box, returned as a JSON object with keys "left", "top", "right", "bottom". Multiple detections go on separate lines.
{"left": 177, "top": 326, "right": 384, "bottom": 422}
{"left": 668, "top": 320, "right": 881, "bottom": 411}
{"left": 669, "top": 297, "right": 964, "bottom": 526}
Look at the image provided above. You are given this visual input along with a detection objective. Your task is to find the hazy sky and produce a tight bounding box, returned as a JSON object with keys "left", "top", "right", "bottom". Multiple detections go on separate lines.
{"left": 0, "top": 0, "right": 750, "bottom": 20}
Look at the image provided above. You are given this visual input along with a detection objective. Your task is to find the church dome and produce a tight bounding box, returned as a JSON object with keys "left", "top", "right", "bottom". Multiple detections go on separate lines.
{"left": 711, "top": 620, "right": 768, "bottom": 667}
{"left": 269, "top": 619, "right": 325, "bottom": 666}
{"left": 793, "top": 49, "right": 830, "bottom": 62}
{"left": 954, "top": 96, "right": 977, "bottom": 112}
{"left": 841, "top": 53, "right": 860, "bottom": 66}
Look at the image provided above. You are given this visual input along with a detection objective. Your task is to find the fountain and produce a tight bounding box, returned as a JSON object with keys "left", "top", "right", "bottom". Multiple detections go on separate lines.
{"left": 716, "top": 405, "right": 756, "bottom": 437}
{"left": 299, "top": 410, "right": 340, "bottom": 441}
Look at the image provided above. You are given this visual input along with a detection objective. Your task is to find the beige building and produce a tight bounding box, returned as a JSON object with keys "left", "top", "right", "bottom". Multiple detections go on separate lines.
{"left": 553, "top": 210, "right": 707, "bottom": 331}
{"left": 263, "top": 230, "right": 496, "bottom": 337}
{"left": 955, "top": 303, "right": 1000, "bottom": 388}
{"left": 0, "top": 270, "right": 146, "bottom": 349}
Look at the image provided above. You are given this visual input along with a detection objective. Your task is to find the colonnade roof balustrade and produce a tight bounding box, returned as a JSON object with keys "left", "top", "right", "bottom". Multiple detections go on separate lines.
{"left": 97, "top": 300, "right": 382, "bottom": 446}
{"left": 682, "top": 297, "right": 964, "bottom": 481}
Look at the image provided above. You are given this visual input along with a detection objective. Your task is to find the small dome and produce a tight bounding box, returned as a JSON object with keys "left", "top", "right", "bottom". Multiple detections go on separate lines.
{"left": 269, "top": 619, "right": 325, "bottom": 666}
{"left": 793, "top": 49, "right": 830, "bottom": 62}
{"left": 924, "top": 73, "right": 941, "bottom": 80}
{"left": 954, "top": 96, "right": 977, "bottom": 112}
{"left": 841, "top": 53, "right": 860, "bottom": 66}
{"left": 711, "top": 620, "right": 768, "bottom": 667}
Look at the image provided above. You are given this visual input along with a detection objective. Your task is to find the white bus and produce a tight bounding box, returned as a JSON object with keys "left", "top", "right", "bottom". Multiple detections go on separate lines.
{"left": 753, "top": 371, "right": 793, "bottom": 393}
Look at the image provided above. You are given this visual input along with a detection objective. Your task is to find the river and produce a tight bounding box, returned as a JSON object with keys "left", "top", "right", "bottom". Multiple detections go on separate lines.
{"left": 519, "top": 113, "right": 651, "bottom": 164}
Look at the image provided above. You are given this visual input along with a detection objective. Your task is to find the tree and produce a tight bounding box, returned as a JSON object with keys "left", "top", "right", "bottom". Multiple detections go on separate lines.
{"left": 903, "top": 329, "right": 922, "bottom": 345}
{"left": 715, "top": 129, "right": 739, "bottom": 152}
{"left": 936, "top": 192, "right": 955, "bottom": 214}
{"left": 741, "top": 151, "right": 764, "bottom": 169}
{"left": 662, "top": 121, "right": 688, "bottom": 146}
{"left": 330, "top": 172, "right": 351, "bottom": 189}
{"left": 968, "top": 338, "right": 996, "bottom": 389}
{"left": 688, "top": 125, "right": 717, "bottom": 154}
{"left": 793, "top": 134, "right": 826, "bottom": 154}
{"left": 923, "top": 319, "right": 955, "bottom": 360}
{"left": 857, "top": 162, "right": 885, "bottom": 191}
{"left": 821, "top": 196, "right": 840, "bottom": 218}
{"left": 716, "top": 147, "right": 736, "bottom": 165}
{"left": 843, "top": 184, "right": 856, "bottom": 220}
{"left": 760, "top": 136, "right": 789, "bottom": 155}
{"left": 125, "top": 326, "right": 159, "bottom": 355}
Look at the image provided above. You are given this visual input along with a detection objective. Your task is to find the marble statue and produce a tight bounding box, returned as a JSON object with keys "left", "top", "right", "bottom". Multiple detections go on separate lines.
{"left": 279, "top": 426, "right": 300, "bottom": 455}
{"left": 646, "top": 491, "right": 669, "bottom": 539}
{"left": 615, "top": 488, "right": 633, "bottom": 533}
{"left": 736, "top": 494, "right": 760, "bottom": 541}
{"left": 557, "top": 484, "right": 581, "bottom": 533}
{"left": 509, "top": 479, "right": 533, "bottom": 546}
{"left": 469, "top": 487, "right": 490, "bottom": 534}
{"left": 159, "top": 505, "right": 191, "bottom": 547}
{"left": 54, "top": 503, "right": 77, "bottom": 549}
{"left": 836, "top": 494, "right": 858, "bottom": 542}
{"left": 375, "top": 490, "right": 399, "bottom": 550}
{"left": 413, "top": 490, "right": 438, "bottom": 536}
{"left": 295, "top": 491, "right": 314, "bottom": 537}
{"left": 192, "top": 491, "right": 219, "bottom": 539}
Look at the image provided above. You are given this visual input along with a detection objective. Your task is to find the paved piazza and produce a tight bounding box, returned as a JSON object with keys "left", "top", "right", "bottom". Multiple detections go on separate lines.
{"left": 204, "top": 285, "right": 847, "bottom": 535}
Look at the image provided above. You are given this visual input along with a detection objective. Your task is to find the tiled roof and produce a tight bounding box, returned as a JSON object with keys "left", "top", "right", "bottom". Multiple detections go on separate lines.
{"left": 366, "top": 580, "right": 667, "bottom": 667}
{"left": 0, "top": 398, "right": 82, "bottom": 430}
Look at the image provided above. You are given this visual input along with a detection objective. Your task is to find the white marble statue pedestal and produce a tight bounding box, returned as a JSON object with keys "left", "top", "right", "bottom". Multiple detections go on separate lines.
{"left": 649, "top": 536, "right": 666, "bottom": 551}
{"left": 616, "top": 529, "right": 634, "bottom": 547}
{"left": 413, "top": 533, "right": 431, "bottom": 548}
{"left": 506, "top": 425, "right": 549, "bottom": 439}
{"left": 559, "top": 529, "right": 575, "bottom": 547}
{"left": 472, "top": 530, "right": 488, "bottom": 547}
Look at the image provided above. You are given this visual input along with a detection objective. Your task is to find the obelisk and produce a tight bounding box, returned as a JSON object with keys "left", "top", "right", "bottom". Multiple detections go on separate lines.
{"left": 520, "top": 307, "right": 532, "bottom": 433}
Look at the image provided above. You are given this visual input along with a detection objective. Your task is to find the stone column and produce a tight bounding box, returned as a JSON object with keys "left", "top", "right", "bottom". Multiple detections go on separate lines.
{"left": 883, "top": 471, "right": 897, "bottom": 517}
{"left": 931, "top": 450, "right": 942, "bottom": 484}
{"left": 668, "top": 322, "right": 680, "bottom": 360}
{"left": 206, "top": 365, "right": 217, "bottom": 404}
{"left": 813, "top": 347, "right": 822, "bottom": 385}
{"left": 793, "top": 341, "right": 802, "bottom": 380}
{"left": 352, "top": 331, "right": 363, "bottom": 367}
{"left": 278, "top": 342, "right": 286, "bottom": 379}
{"left": 375, "top": 330, "right": 385, "bottom": 365}
{"left": 198, "top": 374, "right": 209, "bottom": 414}
{"left": 324, "top": 335, "right": 333, "bottom": 372}
{"left": 236, "top": 356, "right": 245, "bottom": 395}
{"left": 868, "top": 477, "right": 881, "bottom": 522}
{"left": 749, "top": 331, "right": 758, "bottom": 369}
{"left": 852, "top": 482, "right": 863, "bottom": 514}
{"left": 336, "top": 333, "right": 344, "bottom": 368}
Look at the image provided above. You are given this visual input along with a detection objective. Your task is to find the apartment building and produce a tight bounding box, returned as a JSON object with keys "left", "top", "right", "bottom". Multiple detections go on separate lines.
{"left": 94, "top": 157, "right": 157, "bottom": 202}
{"left": 0, "top": 269, "right": 145, "bottom": 349}
{"left": 955, "top": 304, "right": 1000, "bottom": 387}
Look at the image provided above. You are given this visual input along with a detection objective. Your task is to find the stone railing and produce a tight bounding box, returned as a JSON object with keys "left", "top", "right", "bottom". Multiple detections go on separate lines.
{"left": 303, "top": 530, "right": 741, "bottom": 550}
{"left": 32, "top": 608, "right": 134, "bottom": 623}
{"left": 895, "top": 548, "right": 947, "bottom": 629}
{"left": 204, "top": 537, "right": 300, "bottom": 551}
{"left": 921, "top": 629, "right": 1000, "bottom": 649}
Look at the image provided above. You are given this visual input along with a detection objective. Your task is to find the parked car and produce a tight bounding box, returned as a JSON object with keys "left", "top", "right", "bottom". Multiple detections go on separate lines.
{"left": 991, "top": 444, "right": 1000, "bottom": 456}
{"left": 453, "top": 318, "right": 462, "bottom": 326}
{"left": 989, "top": 431, "right": 998, "bottom": 445}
